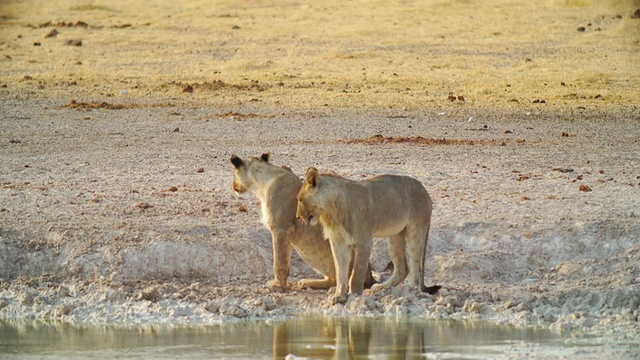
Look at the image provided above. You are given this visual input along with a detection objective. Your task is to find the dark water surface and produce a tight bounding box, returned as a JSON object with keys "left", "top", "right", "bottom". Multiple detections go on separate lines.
{"left": 0, "top": 316, "right": 622, "bottom": 359}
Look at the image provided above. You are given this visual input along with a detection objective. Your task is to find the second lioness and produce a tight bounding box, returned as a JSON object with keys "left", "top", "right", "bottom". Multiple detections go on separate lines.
{"left": 231, "top": 153, "right": 376, "bottom": 291}
{"left": 297, "top": 168, "right": 440, "bottom": 304}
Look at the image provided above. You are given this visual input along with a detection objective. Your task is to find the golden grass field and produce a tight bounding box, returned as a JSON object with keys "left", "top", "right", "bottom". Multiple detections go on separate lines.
{"left": 1, "top": 0, "right": 639, "bottom": 112}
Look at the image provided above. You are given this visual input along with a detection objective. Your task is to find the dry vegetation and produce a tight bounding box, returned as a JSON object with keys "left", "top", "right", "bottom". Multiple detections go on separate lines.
{"left": 0, "top": 0, "right": 638, "bottom": 113}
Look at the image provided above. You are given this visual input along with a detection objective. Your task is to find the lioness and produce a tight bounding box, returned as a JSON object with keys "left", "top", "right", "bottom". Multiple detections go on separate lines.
{"left": 230, "top": 153, "right": 376, "bottom": 291}
{"left": 297, "top": 167, "right": 440, "bottom": 304}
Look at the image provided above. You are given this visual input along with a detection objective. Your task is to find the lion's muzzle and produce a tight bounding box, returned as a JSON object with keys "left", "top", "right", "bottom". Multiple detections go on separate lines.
{"left": 233, "top": 182, "right": 247, "bottom": 194}
{"left": 297, "top": 214, "right": 313, "bottom": 225}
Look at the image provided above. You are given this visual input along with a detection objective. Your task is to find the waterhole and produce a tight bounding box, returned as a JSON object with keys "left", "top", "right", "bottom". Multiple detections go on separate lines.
{"left": 1, "top": 316, "right": 627, "bottom": 359}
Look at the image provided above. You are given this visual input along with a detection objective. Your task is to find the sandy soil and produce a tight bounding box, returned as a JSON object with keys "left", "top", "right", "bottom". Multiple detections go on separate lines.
{"left": 1, "top": 0, "right": 639, "bottom": 354}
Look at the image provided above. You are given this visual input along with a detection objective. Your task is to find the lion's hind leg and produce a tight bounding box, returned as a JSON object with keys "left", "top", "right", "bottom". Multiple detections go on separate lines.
{"left": 297, "top": 276, "right": 336, "bottom": 290}
{"left": 372, "top": 233, "right": 408, "bottom": 290}
{"left": 363, "top": 262, "right": 377, "bottom": 289}
{"left": 405, "top": 223, "right": 429, "bottom": 292}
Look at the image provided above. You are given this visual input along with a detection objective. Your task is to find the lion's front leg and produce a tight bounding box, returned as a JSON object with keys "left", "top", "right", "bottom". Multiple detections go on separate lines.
{"left": 267, "top": 227, "right": 293, "bottom": 292}
{"left": 329, "top": 237, "right": 351, "bottom": 304}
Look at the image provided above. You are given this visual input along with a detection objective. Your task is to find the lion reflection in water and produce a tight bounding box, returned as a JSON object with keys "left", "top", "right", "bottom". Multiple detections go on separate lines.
{"left": 273, "top": 317, "right": 428, "bottom": 359}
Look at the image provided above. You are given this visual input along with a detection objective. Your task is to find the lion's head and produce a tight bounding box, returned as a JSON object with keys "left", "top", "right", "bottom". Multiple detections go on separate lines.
{"left": 296, "top": 167, "right": 322, "bottom": 226}
{"left": 230, "top": 152, "right": 271, "bottom": 194}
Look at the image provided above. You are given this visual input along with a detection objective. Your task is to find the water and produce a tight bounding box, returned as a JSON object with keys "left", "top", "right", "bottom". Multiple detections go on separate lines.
{"left": 0, "top": 317, "right": 619, "bottom": 359}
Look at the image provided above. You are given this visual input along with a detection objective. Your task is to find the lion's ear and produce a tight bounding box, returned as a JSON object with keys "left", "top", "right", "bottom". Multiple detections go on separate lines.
{"left": 260, "top": 152, "right": 271, "bottom": 162}
{"left": 306, "top": 167, "right": 319, "bottom": 187}
{"left": 230, "top": 155, "right": 244, "bottom": 168}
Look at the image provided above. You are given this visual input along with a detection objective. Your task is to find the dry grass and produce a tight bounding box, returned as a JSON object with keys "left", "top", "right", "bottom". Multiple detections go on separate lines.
{"left": 0, "top": 0, "right": 638, "bottom": 111}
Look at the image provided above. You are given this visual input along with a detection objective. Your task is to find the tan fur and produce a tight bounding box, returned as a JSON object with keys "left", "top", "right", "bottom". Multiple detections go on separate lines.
{"left": 297, "top": 168, "right": 433, "bottom": 304}
{"left": 231, "top": 154, "right": 375, "bottom": 292}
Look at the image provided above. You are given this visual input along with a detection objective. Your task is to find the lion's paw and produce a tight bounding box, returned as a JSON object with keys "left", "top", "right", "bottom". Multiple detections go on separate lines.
{"left": 265, "top": 280, "right": 288, "bottom": 292}
{"left": 370, "top": 283, "right": 388, "bottom": 291}
{"left": 329, "top": 293, "right": 348, "bottom": 305}
{"left": 297, "top": 278, "right": 335, "bottom": 290}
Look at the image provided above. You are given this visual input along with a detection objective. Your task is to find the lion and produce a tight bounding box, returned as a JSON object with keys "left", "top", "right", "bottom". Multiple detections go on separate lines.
{"left": 296, "top": 167, "right": 441, "bottom": 304}
{"left": 230, "top": 153, "right": 376, "bottom": 291}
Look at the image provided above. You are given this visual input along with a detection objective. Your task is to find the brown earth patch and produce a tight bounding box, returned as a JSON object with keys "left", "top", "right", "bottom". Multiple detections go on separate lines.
{"left": 36, "top": 21, "right": 92, "bottom": 29}
{"left": 58, "top": 100, "right": 143, "bottom": 111}
{"left": 57, "top": 100, "right": 177, "bottom": 111}
{"left": 346, "top": 134, "right": 502, "bottom": 146}
{"left": 200, "top": 112, "right": 275, "bottom": 121}
{"left": 168, "top": 80, "right": 269, "bottom": 94}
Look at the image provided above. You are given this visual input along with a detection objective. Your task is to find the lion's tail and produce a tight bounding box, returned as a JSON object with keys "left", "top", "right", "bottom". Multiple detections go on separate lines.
{"left": 422, "top": 285, "right": 442, "bottom": 295}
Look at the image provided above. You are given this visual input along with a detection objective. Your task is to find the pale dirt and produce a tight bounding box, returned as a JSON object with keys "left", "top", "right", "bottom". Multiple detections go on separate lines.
{"left": 0, "top": 0, "right": 639, "bottom": 355}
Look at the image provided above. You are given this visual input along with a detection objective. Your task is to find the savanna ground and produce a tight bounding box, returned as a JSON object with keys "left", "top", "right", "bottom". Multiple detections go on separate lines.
{"left": 1, "top": 0, "right": 639, "bottom": 355}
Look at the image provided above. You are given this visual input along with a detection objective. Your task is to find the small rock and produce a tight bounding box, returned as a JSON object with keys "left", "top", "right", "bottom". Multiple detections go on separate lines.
{"left": 347, "top": 295, "right": 378, "bottom": 312}
{"left": 515, "top": 302, "right": 531, "bottom": 312}
{"left": 219, "top": 299, "right": 248, "bottom": 318}
{"left": 552, "top": 167, "right": 574, "bottom": 173}
{"left": 34, "top": 295, "right": 51, "bottom": 305}
{"left": 391, "top": 284, "right": 414, "bottom": 299}
{"left": 185, "top": 291, "right": 198, "bottom": 301}
{"left": 44, "top": 29, "right": 59, "bottom": 38}
{"left": 204, "top": 300, "right": 220, "bottom": 313}
{"left": 137, "top": 286, "right": 160, "bottom": 302}
{"left": 261, "top": 296, "right": 278, "bottom": 311}
{"left": 463, "top": 299, "right": 484, "bottom": 313}
{"left": 17, "top": 291, "right": 35, "bottom": 305}
{"left": 64, "top": 39, "right": 83, "bottom": 46}
{"left": 54, "top": 304, "right": 71, "bottom": 317}
{"left": 579, "top": 184, "right": 592, "bottom": 192}
{"left": 136, "top": 202, "right": 153, "bottom": 209}
{"left": 501, "top": 299, "right": 517, "bottom": 310}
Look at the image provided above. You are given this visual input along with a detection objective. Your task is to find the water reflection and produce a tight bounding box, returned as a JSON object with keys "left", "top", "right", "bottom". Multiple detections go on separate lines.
{"left": 274, "top": 317, "right": 564, "bottom": 359}
{"left": 0, "top": 317, "right": 570, "bottom": 359}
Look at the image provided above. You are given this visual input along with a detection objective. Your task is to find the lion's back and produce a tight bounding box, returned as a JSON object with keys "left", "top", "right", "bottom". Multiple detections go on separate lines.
{"left": 362, "top": 175, "right": 431, "bottom": 234}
